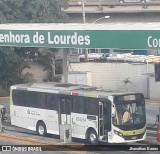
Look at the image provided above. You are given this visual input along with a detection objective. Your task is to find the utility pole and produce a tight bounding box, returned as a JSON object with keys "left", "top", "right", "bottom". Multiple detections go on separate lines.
{"left": 82, "top": 0, "right": 86, "bottom": 23}
{"left": 81, "top": 0, "right": 88, "bottom": 62}
{"left": 61, "top": 49, "right": 68, "bottom": 83}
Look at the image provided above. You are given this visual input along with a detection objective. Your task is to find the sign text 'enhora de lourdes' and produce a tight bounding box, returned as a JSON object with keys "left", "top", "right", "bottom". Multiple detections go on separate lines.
{"left": 0, "top": 31, "right": 91, "bottom": 48}
{"left": 1, "top": 29, "right": 160, "bottom": 49}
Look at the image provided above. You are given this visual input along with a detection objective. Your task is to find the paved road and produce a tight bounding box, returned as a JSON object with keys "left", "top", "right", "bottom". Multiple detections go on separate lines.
{"left": 0, "top": 98, "right": 10, "bottom": 122}
{"left": 1, "top": 152, "right": 70, "bottom": 154}
{"left": 0, "top": 139, "right": 70, "bottom": 154}
{"left": 146, "top": 102, "right": 160, "bottom": 125}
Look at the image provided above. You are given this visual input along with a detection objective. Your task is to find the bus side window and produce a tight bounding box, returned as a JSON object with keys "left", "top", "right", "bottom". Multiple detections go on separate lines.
{"left": 23, "top": 91, "right": 36, "bottom": 107}
{"left": 47, "top": 94, "right": 59, "bottom": 111}
{"left": 72, "top": 96, "right": 85, "bottom": 114}
{"left": 12, "top": 90, "right": 23, "bottom": 106}
{"left": 35, "top": 92, "right": 47, "bottom": 109}
{"left": 105, "top": 100, "right": 111, "bottom": 131}
{"left": 85, "top": 98, "right": 98, "bottom": 115}
{"left": 66, "top": 98, "right": 72, "bottom": 114}
{"left": 60, "top": 98, "right": 66, "bottom": 114}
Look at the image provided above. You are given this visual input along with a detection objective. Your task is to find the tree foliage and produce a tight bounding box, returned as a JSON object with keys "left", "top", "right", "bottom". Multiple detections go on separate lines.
{"left": 37, "top": 48, "right": 60, "bottom": 82}
{"left": 0, "top": 0, "right": 69, "bottom": 93}
{"left": 0, "top": 47, "right": 34, "bottom": 88}
{"left": 0, "top": 0, "right": 69, "bottom": 23}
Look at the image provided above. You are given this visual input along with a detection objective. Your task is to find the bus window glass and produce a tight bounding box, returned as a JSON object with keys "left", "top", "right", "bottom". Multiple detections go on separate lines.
{"left": 60, "top": 97, "right": 72, "bottom": 114}
{"left": 73, "top": 96, "right": 85, "bottom": 114}
{"left": 23, "top": 91, "right": 35, "bottom": 107}
{"left": 66, "top": 98, "right": 72, "bottom": 114}
{"left": 60, "top": 98, "right": 66, "bottom": 114}
{"left": 47, "top": 94, "right": 59, "bottom": 111}
{"left": 104, "top": 100, "right": 111, "bottom": 131}
{"left": 113, "top": 94, "right": 146, "bottom": 130}
{"left": 35, "top": 92, "right": 47, "bottom": 109}
{"left": 12, "top": 90, "right": 23, "bottom": 106}
{"left": 85, "top": 98, "right": 98, "bottom": 115}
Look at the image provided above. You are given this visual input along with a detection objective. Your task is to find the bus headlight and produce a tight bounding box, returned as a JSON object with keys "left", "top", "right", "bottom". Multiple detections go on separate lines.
{"left": 114, "top": 130, "right": 123, "bottom": 137}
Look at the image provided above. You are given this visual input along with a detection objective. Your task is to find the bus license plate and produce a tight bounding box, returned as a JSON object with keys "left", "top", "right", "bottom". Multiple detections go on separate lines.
{"left": 132, "top": 136, "right": 137, "bottom": 140}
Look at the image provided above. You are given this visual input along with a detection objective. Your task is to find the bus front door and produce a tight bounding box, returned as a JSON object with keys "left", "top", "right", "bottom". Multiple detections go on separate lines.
{"left": 99, "top": 102, "right": 104, "bottom": 137}
{"left": 99, "top": 101, "right": 111, "bottom": 141}
{"left": 60, "top": 98, "right": 72, "bottom": 125}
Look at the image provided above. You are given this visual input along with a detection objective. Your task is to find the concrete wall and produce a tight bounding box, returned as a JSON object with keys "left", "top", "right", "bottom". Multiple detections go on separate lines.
{"left": 23, "top": 62, "right": 47, "bottom": 82}
{"left": 23, "top": 61, "right": 160, "bottom": 100}
{"left": 68, "top": 71, "right": 92, "bottom": 86}
{"left": 148, "top": 64, "right": 160, "bottom": 101}
{"left": 149, "top": 76, "right": 160, "bottom": 100}
{"left": 69, "top": 62, "right": 148, "bottom": 97}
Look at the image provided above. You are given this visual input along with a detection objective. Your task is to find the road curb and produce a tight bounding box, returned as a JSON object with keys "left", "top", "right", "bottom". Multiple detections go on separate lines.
{"left": 147, "top": 124, "right": 157, "bottom": 130}
{"left": 0, "top": 132, "right": 88, "bottom": 153}
{"left": 0, "top": 132, "right": 60, "bottom": 145}
{"left": 141, "top": 139, "right": 160, "bottom": 145}
{"left": 145, "top": 99, "right": 160, "bottom": 104}
{"left": 0, "top": 96, "right": 10, "bottom": 99}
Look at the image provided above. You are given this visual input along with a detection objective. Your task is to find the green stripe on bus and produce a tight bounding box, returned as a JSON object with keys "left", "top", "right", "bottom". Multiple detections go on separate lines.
{"left": 119, "top": 127, "right": 145, "bottom": 136}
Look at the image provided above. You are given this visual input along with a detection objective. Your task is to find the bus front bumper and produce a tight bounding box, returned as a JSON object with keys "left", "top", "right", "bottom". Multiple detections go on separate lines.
{"left": 111, "top": 132, "right": 146, "bottom": 143}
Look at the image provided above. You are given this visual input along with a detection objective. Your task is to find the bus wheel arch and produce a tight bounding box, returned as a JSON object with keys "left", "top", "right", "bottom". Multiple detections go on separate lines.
{"left": 86, "top": 127, "right": 98, "bottom": 145}
{"left": 36, "top": 120, "right": 47, "bottom": 136}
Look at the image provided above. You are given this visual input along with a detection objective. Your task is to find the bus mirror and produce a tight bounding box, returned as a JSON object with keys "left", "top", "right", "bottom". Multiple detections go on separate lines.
{"left": 99, "top": 102, "right": 103, "bottom": 105}
{"left": 112, "top": 106, "right": 116, "bottom": 117}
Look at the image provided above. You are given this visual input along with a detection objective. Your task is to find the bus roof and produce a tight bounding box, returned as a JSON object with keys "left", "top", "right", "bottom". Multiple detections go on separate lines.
{"left": 11, "top": 82, "right": 140, "bottom": 99}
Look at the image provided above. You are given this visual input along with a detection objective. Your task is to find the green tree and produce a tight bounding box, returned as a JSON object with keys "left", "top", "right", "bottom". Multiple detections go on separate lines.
{"left": 0, "top": 0, "right": 69, "bottom": 23}
{"left": 36, "top": 48, "right": 60, "bottom": 82}
{"left": 0, "top": 47, "right": 35, "bottom": 88}
{"left": 0, "top": 0, "right": 69, "bottom": 95}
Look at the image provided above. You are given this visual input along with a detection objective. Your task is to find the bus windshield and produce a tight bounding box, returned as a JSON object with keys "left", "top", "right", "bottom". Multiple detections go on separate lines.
{"left": 112, "top": 94, "right": 146, "bottom": 130}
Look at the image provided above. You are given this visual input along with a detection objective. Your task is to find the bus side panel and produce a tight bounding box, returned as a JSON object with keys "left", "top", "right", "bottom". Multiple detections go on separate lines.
{"left": 10, "top": 105, "right": 59, "bottom": 135}
{"left": 71, "top": 113, "right": 98, "bottom": 139}
{"left": 10, "top": 105, "right": 34, "bottom": 130}
{"left": 44, "top": 110, "right": 59, "bottom": 135}
{"left": 10, "top": 105, "right": 16, "bottom": 125}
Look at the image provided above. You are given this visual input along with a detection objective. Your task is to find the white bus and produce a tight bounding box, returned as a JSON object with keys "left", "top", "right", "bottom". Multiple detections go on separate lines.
{"left": 10, "top": 82, "right": 146, "bottom": 144}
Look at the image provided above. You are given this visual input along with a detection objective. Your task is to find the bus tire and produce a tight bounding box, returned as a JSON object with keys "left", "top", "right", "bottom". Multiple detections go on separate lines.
{"left": 87, "top": 129, "right": 98, "bottom": 145}
{"left": 36, "top": 121, "right": 47, "bottom": 136}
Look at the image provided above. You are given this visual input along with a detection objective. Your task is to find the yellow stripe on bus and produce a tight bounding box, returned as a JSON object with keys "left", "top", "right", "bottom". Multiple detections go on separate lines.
{"left": 119, "top": 127, "right": 145, "bottom": 136}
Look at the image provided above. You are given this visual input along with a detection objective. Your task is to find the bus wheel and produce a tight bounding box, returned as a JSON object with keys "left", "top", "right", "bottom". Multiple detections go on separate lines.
{"left": 87, "top": 129, "right": 98, "bottom": 145}
{"left": 36, "top": 121, "right": 47, "bottom": 136}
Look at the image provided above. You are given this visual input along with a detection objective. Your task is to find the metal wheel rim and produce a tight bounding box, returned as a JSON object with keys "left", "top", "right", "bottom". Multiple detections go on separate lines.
{"left": 39, "top": 125, "right": 44, "bottom": 135}
{"left": 90, "top": 133, "right": 96, "bottom": 142}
